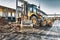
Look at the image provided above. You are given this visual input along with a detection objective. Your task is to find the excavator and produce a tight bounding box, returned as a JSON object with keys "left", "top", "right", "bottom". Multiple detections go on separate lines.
{"left": 20, "top": 1, "right": 47, "bottom": 27}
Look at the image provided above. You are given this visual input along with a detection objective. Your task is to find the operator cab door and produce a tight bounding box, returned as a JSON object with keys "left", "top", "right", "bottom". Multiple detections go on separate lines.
{"left": 33, "top": 5, "right": 37, "bottom": 14}
{"left": 28, "top": 4, "right": 33, "bottom": 17}
{"left": 28, "top": 4, "right": 37, "bottom": 17}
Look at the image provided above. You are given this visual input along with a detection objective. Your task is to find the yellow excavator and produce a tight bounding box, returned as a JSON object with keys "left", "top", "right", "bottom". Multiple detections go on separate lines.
{"left": 21, "top": 1, "right": 47, "bottom": 27}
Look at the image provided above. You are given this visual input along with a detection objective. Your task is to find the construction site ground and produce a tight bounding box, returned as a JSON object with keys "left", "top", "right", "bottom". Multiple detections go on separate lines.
{"left": 0, "top": 17, "right": 54, "bottom": 40}
{"left": 0, "top": 26, "right": 53, "bottom": 40}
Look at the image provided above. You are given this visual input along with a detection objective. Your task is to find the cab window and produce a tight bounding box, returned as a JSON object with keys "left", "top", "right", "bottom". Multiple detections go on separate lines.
{"left": 29, "top": 7, "right": 32, "bottom": 12}
{"left": 33, "top": 8, "right": 36, "bottom": 13}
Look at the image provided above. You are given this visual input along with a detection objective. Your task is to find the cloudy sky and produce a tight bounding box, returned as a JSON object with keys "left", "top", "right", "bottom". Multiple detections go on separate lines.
{"left": 0, "top": 0, "right": 60, "bottom": 14}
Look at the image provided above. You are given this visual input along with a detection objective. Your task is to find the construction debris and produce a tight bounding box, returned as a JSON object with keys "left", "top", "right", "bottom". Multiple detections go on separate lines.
{"left": 0, "top": 17, "right": 8, "bottom": 26}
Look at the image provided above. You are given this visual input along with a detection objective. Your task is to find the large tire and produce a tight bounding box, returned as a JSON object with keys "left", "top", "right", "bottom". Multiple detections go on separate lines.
{"left": 30, "top": 16, "right": 38, "bottom": 25}
{"left": 41, "top": 21, "right": 47, "bottom": 27}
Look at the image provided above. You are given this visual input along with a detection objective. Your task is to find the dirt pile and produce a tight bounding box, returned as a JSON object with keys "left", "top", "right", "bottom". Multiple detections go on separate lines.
{"left": 0, "top": 17, "right": 21, "bottom": 33}
{"left": 0, "top": 17, "right": 12, "bottom": 32}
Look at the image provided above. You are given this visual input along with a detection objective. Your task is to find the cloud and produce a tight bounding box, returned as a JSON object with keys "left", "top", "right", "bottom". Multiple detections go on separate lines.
{"left": 0, "top": 0, "right": 16, "bottom": 9}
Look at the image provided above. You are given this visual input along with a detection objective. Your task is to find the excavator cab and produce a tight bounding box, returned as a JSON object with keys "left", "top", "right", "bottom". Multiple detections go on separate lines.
{"left": 28, "top": 4, "right": 37, "bottom": 17}
{"left": 27, "top": 4, "right": 38, "bottom": 25}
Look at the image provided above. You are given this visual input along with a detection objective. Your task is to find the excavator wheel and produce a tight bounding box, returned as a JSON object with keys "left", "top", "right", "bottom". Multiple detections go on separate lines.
{"left": 30, "top": 16, "right": 38, "bottom": 25}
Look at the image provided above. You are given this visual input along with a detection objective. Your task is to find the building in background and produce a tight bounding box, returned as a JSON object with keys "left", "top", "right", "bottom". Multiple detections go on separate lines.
{"left": 0, "top": 5, "right": 16, "bottom": 22}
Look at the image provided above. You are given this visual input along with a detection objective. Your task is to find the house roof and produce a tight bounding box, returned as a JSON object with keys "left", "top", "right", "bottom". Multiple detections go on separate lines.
{"left": 0, "top": 5, "right": 16, "bottom": 11}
